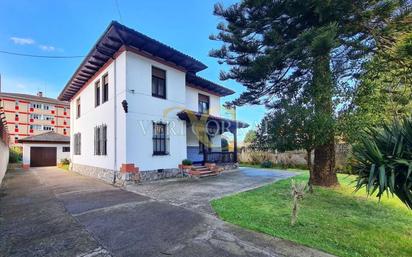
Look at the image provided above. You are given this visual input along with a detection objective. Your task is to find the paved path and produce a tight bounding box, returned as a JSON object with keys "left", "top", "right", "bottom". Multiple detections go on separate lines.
{"left": 0, "top": 167, "right": 334, "bottom": 257}
{"left": 127, "top": 167, "right": 295, "bottom": 214}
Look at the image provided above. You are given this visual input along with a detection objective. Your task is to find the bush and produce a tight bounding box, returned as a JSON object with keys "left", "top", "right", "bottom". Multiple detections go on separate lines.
{"left": 60, "top": 158, "right": 70, "bottom": 165}
{"left": 182, "top": 159, "right": 193, "bottom": 166}
{"left": 261, "top": 160, "right": 274, "bottom": 168}
{"left": 352, "top": 118, "right": 412, "bottom": 209}
{"left": 9, "top": 147, "right": 22, "bottom": 163}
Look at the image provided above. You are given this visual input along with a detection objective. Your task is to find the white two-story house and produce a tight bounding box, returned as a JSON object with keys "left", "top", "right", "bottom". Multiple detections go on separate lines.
{"left": 58, "top": 21, "right": 248, "bottom": 183}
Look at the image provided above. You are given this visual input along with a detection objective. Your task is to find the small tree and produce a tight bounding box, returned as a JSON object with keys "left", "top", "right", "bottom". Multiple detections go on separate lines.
{"left": 243, "top": 130, "right": 257, "bottom": 145}
{"left": 254, "top": 99, "right": 317, "bottom": 190}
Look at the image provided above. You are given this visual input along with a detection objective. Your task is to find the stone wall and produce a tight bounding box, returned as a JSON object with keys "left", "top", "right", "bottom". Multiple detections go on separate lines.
{"left": 0, "top": 140, "right": 9, "bottom": 185}
{"left": 139, "top": 168, "right": 181, "bottom": 182}
{"left": 71, "top": 163, "right": 116, "bottom": 184}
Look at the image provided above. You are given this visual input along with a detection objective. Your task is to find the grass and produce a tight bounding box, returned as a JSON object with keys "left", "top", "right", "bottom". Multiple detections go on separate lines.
{"left": 59, "top": 164, "right": 69, "bottom": 171}
{"left": 211, "top": 173, "right": 412, "bottom": 257}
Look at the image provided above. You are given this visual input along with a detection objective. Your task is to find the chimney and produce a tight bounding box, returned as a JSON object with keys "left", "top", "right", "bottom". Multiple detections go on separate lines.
{"left": 37, "top": 91, "right": 43, "bottom": 97}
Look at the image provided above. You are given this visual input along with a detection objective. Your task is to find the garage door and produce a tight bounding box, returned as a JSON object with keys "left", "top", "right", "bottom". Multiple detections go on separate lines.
{"left": 30, "top": 147, "right": 57, "bottom": 167}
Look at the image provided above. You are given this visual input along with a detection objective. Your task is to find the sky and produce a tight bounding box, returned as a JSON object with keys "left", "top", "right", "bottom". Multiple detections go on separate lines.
{"left": 0, "top": 0, "right": 266, "bottom": 140}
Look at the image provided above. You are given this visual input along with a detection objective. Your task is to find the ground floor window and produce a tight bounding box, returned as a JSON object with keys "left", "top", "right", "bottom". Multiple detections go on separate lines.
{"left": 74, "top": 133, "right": 81, "bottom": 155}
{"left": 94, "top": 124, "right": 107, "bottom": 155}
{"left": 62, "top": 146, "right": 70, "bottom": 152}
{"left": 153, "top": 122, "right": 169, "bottom": 155}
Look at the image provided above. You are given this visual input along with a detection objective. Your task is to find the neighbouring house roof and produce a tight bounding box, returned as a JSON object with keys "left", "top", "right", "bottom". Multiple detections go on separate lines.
{"left": 18, "top": 131, "right": 70, "bottom": 144}
{"left": 0, "top": 92, "right": 69, "bottom": 106}
{"left": 177, "top": 110, "right": 249, "bottom": 131}
{"left": 186, "top": 73, "right": 235, "bottom": 96}
{"left": 58, "top": 21, "right": 208, "bottom": 101}
{"left": 58, "top": 21, "right": 235, "bottom": 101}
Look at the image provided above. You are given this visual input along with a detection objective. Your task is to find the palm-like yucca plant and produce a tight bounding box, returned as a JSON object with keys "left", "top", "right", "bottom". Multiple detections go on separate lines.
{"left": 352, "top": 118, "right": 412, "bottom": 209}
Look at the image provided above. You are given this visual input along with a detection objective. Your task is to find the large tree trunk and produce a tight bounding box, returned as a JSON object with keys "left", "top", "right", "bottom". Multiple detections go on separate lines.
{"left": 311, "top": 46, "right": 339, "bottom": 187}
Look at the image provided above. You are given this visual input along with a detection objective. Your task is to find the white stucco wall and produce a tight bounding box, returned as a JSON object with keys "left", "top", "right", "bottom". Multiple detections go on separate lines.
{"left": 124, "top": 51, "right": 187, "bottom": 171}
{"left": 70, "top": 52, "right": 127, "bottom": 171}
{"left": 22, "top": 143, "right": 70, "bottom": 166}
{"left": 0, "top": 140, "right": 9, "bottom": 185}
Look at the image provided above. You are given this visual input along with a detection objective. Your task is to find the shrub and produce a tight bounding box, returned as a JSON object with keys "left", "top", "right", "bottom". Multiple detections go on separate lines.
{"left": 261, "top": 160, "right": 274, "bottom": 168}
{"left": 60, "top": 158, "right": 70, "bottom": 165}
{"left": 182, "top": 159, "right": 193, "bottom": 166}
{"left": 352, "top": 118, "right": 412, "bottom": 209}
{"left": 9, "top": 146, "right": 22, "bottom": 163}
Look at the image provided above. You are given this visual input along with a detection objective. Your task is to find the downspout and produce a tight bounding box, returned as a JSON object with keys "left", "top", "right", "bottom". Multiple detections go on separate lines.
{"left": 113, "top": 56, "right": 118, "bottom": 184}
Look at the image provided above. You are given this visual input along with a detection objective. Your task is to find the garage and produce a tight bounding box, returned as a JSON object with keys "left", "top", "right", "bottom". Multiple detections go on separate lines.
{"left": 19, "top": 131, "right": 70, "bottom": 169}
{"left": 30, "top": 147, "right": 57, "bottom": 167}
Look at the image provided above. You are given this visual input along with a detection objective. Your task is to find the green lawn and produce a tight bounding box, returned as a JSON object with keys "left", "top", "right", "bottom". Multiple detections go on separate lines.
{"left": 211, "top": 173, "right": 412, "bottom": 257}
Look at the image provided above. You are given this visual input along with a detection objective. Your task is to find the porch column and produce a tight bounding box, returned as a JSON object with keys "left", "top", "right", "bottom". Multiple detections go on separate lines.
{"left": 233, "top": 128, "right": 238, "bottom": 163}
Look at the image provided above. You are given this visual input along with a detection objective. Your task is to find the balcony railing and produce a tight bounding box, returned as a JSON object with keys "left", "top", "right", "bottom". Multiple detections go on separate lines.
{"left": 204, "top": 151, "right": 236, "bottom": 163}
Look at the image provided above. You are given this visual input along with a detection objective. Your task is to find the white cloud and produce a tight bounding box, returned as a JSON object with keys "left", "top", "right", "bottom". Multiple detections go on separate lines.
{"left": 39, "top": 45, "right": 56, "bottom": 52}
{"left": 10, "top": 37, "right": 35, "bottom": 45}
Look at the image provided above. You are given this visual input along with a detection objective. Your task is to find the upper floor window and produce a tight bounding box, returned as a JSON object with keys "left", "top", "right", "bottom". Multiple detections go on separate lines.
{"left": 30, "top": 125, "right": 42, "bottom": 130}
{"left": 62, "top": 146, "right": 70, "bottom": 152}
{"left": 43, "top": 104, "right": 51, "bottom": 110}
{"left": 15, "top": 100, "right": 19, "bottom": 106}
{"left": 43, "top": 125, "right": 54, "bottom": 131}
{"left": 31, "top": 103, "right": 42, "bottom": 109}
{"left": 30, "top": 114, "right": 41, "bottom": 120}
{"left": 95, "top": 80, "right": 101, "bottom": 107}
{"left": 94, "top": 124, "right": 107, "bottom": 156}
{"left": 153, "top": 122, "right": 169, "bottom": 155}
{"left": 102, "top": 74, "right": 109, "bottom": 103}
{"left": 74, "top": 133, "right": 81, "bottom": 155}
{"left": 43, "top": 115, "right": 54, "bottom": 121}
{"left": 152, "top": 67, "right": 166, "bottom": 99}
{"left": 76, "top": 98, "right": 81, "bottom": 118}
{"left": 198, "top": 94, "right": 210, "bottom": 114}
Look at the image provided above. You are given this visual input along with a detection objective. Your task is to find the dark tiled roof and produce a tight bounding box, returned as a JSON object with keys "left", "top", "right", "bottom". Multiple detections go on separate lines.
{"left": 58, "top": 21, "right": 208, "bottom": 101}
{"left": 0, "top": 92, "right": 69, "bottom": 106}
{"left": 186, "top": 73, "right": 235, "bottom": 97}
{"left": 177, "top": 110, "right": 249, "bottom": 130}
{"left": 18, "top": 131, "right": 70, "bottom": 143}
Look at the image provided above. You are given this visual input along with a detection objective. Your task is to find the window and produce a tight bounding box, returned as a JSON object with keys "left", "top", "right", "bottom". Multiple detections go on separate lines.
{"left": 31, "top": 103, "right": 42, "bottom": 109}
{"left": 30, "top": 125, "right": 42, "bottom": 130}
{"left": 15, "top": 101, "right": 19, "bottom": 106}
{"left": 198, "top": 94, "right": 210, "bottom": 114}
{"left": 76, "top": 98, "right": 81, "bottom": 118}
{"left": 102, "top": 74, "right": 109, "bottom": 103}
{"left": 15, "top": 124, "right": 18, "bottom": 130}
{"left": 94, "top": 124, "right": 107, "bottom": 155}
{"left": 43, "top": 115, "right": 54, "bottom": 121}
{"left": 95, "top": 80, "right": 101, "bottom": 107}
{"left": 74, "top": 133, "right": 81, "bottom": 155}
{"left": 43, "top": 104, "right": 51, "bottom": 110}
{"left": 62, "top": 147, "right": 70, "bottom": 152}
{"left": 153, "top": 122, "right": 168, "bottom": 155}
{"left": 43, "top": 126, "right": 54, "bottom": 131}
{"left": 152, "top": 67, "right": 166, "bottom": 99}
{"left": 30, "top": 114, "right": 41, "bottom": 120}
{"left": 15, "top": 114, "right": 19, "bottom": 121}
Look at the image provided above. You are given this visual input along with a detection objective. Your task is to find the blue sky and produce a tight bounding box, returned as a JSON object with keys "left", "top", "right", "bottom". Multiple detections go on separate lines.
{"left": 0, "top": 0, "right": 266, "bottom": 140}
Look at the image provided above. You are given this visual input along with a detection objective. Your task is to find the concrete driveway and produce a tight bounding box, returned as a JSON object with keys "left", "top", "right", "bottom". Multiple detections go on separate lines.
{"left": 0, "top": 167, "right": 333, "bottom": 257}
{"left": 127, "top": 167, "right": 295, "bottom": 214}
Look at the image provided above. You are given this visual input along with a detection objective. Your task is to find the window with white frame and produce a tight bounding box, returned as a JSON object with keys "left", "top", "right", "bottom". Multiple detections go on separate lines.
{"left": 43, "top": 115, "right": 54, "bottom": 121}
{"left": 30, "top": 125, "right": 42, "bottom": 130}
{"left": 102, "top": 74, "right": 109, "bottom": 103}
{"left": 30, "top": 103, "right": 42, "bottom": 109}
{"left": 43, "top": 125, "right": 54, "bottom": 131}
{"left": 30, "top": 114, "right": 41, "bottom": 120}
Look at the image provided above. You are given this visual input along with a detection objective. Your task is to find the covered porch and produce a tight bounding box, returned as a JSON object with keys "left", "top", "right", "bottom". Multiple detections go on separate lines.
{"left": 177, "top": 110, "right": 249, "bottom": 165}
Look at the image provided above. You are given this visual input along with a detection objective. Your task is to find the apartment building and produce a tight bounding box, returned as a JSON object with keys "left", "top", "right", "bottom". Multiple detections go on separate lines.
{"left": 0, "top": 92, "right": 70, "bottom": 145}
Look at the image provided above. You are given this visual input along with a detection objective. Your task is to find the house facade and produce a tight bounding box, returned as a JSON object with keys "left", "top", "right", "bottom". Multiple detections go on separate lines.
{"left": 0, "top": 92, "right": 70, "bottom": 146}
{"left": 58, "top": 22, "right": 247, "bottom": 183}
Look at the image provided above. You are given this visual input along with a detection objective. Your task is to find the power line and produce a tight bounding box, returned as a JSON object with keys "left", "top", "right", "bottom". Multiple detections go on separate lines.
{"left": 114, "top": 0, "right": 123, "bottom": 23}
{"left": 0, "top": 50, "right": 85, "bottom": 59}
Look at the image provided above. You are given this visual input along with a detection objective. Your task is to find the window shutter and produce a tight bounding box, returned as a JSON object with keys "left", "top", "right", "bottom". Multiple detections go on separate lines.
{"left": 94, "top": 127, "right": 97, "bottom": 155}
{"left": 102, "top": 125, "right": 107, "bottom": 155}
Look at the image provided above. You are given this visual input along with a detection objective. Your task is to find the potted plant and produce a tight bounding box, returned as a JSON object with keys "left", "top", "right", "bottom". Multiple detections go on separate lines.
{"left": 179, "top": 159, "right": 193, "bottom": 169}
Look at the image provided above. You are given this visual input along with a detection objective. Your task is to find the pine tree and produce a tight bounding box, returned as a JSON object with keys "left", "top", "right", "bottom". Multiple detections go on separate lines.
{"left": 210, "top": 0, "right": 411, "bottom": 186}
